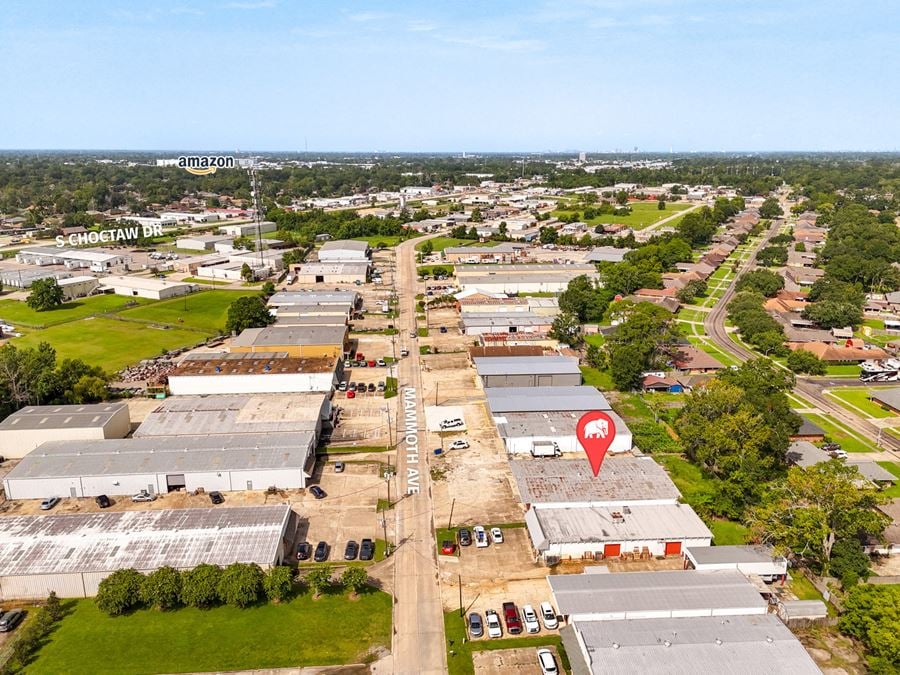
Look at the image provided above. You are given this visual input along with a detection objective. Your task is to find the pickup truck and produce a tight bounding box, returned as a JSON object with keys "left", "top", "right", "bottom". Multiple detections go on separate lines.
{"left": 502, "top": 601, "right": 522, "bottom": 634}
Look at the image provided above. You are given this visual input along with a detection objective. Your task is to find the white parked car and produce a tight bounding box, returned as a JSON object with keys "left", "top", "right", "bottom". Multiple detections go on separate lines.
{"left": 540, "top": 601, "right": 559, "bottom": 630}
{"left": 448, "top": 439, "right": 470, "bottom": 450}
{"left": 537, "top": 648, "right": 558, "bottom": 675}
{"left": 490, "top": 527, "right": 504, "bottom": 544}
{"left": 522, "top": 604, "right": 540, "bottom": 633}
{"left": 131, "top": 490, "right": 157, "bottom": 503}
{"left": 439, "top": 418, "right": 464, "bottom": 430}
{"left": 485, "top": 609, "right": 503, "bottom": 638}
{"left": 473, "top": 525, "right": 489, "bottom": 548}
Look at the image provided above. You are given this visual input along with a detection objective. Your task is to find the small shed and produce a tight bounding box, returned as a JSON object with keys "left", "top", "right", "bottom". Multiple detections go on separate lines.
{"left": 777, "top": 600, "right": 828, "bottom": 626}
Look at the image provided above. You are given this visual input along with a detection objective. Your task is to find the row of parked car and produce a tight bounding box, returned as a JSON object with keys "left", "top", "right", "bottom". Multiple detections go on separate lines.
{"left": 39, "top": 490, "right": 225, "bottom": 511}
{"left": 469, "top": 601, "right": 559, "bottom": 638}
{"left": 441, "top": 525, "right": 504, "bottom": 554}
{"left": 340, "top": 380, "right": 387, "bottom": 397}
{"left": 296, "top": 538, "right": 375, "bottom": 562}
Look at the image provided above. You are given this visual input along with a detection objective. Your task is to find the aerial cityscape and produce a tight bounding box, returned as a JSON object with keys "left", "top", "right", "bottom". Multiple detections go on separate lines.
{"left": 1, "top": 2, "right": 899, "bottom": 675}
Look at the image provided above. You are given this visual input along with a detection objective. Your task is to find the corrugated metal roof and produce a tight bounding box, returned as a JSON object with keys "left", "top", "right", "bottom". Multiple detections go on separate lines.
{"left": 0, "top": 403, "right": 127, "bottom": 431}
{"left": 474, "top": 356, "right": 580, "bottom": 376}
{"left": 572, "top": 615, "right": 821, "bottom": 674}
{"left": 268, "top": 290, "right": 359, "bottom": 306}
{"left": 486, "top": 386, "right": 610, "bottom": 413}
{"left": 231, "top": 325, "right": 347, "bottom": 347}
{"left": 319, "top": 239, "right": 370, "bottom": 252}
{"left": 0, "top": 506, "right": 290, "bottom": 575}
{"left": 5, "top": 433, "right": 315, "bottom": 479}
{"left": 685, "top": 545, "right": 779, "bottom": 565}
{"left": 550, "top": 570, "right": 767, "bottom": 617}
{"left": 510, "top": 456, "right": 676, "bottom": 504}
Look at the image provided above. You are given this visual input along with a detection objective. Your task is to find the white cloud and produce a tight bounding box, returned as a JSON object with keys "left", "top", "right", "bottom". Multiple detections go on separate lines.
{"left": 440, "top": 35, "right": 545, "bottom": 52}
{"left": 347, "top": 11, "right": 390, "bottom": 23}
{"left": 223, "top": 0, "right": 277, "bottom": 9}
{"left": 408, "top": 19, "right": 437, "bottom": 32}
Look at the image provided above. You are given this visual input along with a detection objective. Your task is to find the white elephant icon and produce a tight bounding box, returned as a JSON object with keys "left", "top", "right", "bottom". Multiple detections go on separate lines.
{"left": 583, "top": 418, "right": 609, "bottom": 439}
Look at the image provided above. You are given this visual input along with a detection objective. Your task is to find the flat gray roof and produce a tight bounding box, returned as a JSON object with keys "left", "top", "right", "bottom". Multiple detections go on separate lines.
{"left": 0, "top": 506, "right": 291, "bottom": 576}
{"left": 463, "top": 312, "right": 550, "bottom": 328}
{"left": 460, "top": 272, "right": 596, "bottom": 285}
{"left": 847, "top": 460, "right": 898, "bottom": 482}
{"left": 527, "top": 503, "right": 710, "bottom": 548}
{"left": 231, "top": 324, "right": 347, "bottom": 347}
{"left": 298, "top": 262, "right": 369, "bottom": 274}
{"left": 0, "top": 402, "right": 127, "bottom": 432}
{"left": 455, "top": 263, "right": 597, "bottom": 274}
{"left": 510, "top": 456, "right": 679, "bottom": 504}
{"left": 476, "top": 356, "right": 580, "bottom": 377}
{"left": 268, "top": 290, "right": 359, "bottom": 306}
{"left": 571, "top": 614, "right": 821, "bottom": 675}
{"left": 5, "top": 433, "right": 315, "bottom": 480}
{"left": 685, "top": 545, "right": 780, "bottom": 565}
{"left": 319, "top": 239, "right": 370, "bottom": 252}
{"left": 550, "top": 570, "right": 768, "bottom": 617}
{"left": 134, "top": 394, "right": 327, "bottom": 437}
{"left": 786, "top": 440, "right": 831, "bottom": 466}
{"left": 487, "top": 386, "right": 611, "bottom": 414}
{"left": 871, "top": 388, "right": 900, "bottom": 411}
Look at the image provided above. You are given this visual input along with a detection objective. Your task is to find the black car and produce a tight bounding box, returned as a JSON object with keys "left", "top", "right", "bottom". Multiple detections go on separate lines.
{"left": 458, "top": 528, "right": 472, "bottom": 546}
{"left": 360, "top": 538, "right": 375, "bottom": 560}
{"left": 367, "top": 382, "right": 376, "bottom": 393}
{"left": 356, "top": 382, "right": 367, "bottom": 392}
{"left": 296, "top": 542, "right": 312, "bottom": 560}
{"left": 440, "top": 326, "right": 448, "bottom": 333}
{"left": 344, "top": 540, "right": 359, "bottom": 560}
{"left": 95, "top": 494, "right": 111, "bottom": 508}
{"left": 209, "top": 491, "right": 224, "bottom": 505}
{"left": 314, "top": 541, "right": 329, "bottom": 562}
{"left": 310, "top": 485, "right": 326, "bottom": 499}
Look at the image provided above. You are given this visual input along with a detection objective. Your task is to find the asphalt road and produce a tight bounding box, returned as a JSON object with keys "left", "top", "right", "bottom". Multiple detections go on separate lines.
{"left": 703, "top": 217, "right": 900, "bottom": 456}
{"left": 390, "top": 234, "right": 447, "bottom": 674}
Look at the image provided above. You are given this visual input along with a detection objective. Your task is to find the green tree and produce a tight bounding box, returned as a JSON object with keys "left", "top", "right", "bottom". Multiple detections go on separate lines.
{"left": 141, "top": 566, "right": 182, "bottom": 610}
{"left": 605, "top": 302, "right": 679, "bottom": 391}
{"left": 420, "top": 240, "right": 433, "bottom": 256}
{"left": 95, "top": 568, "right": 144, "bottom": 616}
{"left": 539, "top": 226, "right": 558, "bottom": 245}
{"left": 71, "top": 374, "right": 108, "bottom": 403}
{"left": 749, "top": 462, "right": 888, "bottom": 573}
{"left": 45, "top": 591, "right": 63, "bottom": 622}
{"left": 795, "top": 242, "right": 806, "bottom": 252}
{"left": 839, "top": 585, "right": 900, "bottom": 672}
{"left": 263, "top": 566, "right": 294, "bottom": 603}
{"left": 559, "top": 275, "right": 613, "bottom": 322}
{"left": 240, "top": 263, "right": 254, "bottom": 282}
{"left": 786, "top": 349, "right": 827, "bottom": 375}
{"left": 180, "top": 563, "right": 222, "bottom": 608}
{"left": 225, "top": 295, "right": 274, "bottom": 334}
{"left": 675, "top": 279, "right": 708, "bottom": 304}
{"left": 750, "top": 330, "right": 788, "bottom": 356}
{"left": 759, "top": 197, "right": 783, "bottom": 218}
{"left": 26, "top": 278, "right": 65, "bottom": 311}
{"left": 734, "top": 269, "right": 784, "bottom": 297}
{"left": 469, "top": 208, "right": 483, "bottom": 223}
{"left": 549, "top": 311, "right": 582, "bottom": 346}
{"left": 306, "top": 565, "right": 334, "bottom": 599}
{"left": 602, "top": 260, "right": 663, "bottom": 296}
{"left": 260, "top": 281, "right": 276, "bottom": 298}
{"left": 830, "top": 538, "right": 872, "bottom": 588}
{"left": 657, "top": 200, "right": 666, "bottom": 210}
{"left": 341, "top": 567, "right": 370, "bottom": 597}
{"left": 757, "top": 245, "right": 788, "bottom": 267}
{"left": 802, "top": 299, "right": 864, "bottom": 329}
{"left": 217, "top": 562, "right": 264, "bottom": 608}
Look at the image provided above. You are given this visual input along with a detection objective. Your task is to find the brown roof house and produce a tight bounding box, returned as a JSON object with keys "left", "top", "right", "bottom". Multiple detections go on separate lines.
{"left": 672, "top": 346, "right": 725, "bottom": 374}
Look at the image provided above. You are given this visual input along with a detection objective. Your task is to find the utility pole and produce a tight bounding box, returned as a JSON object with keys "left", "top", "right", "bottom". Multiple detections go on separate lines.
{"left": 435, "top": 382, "right": 439, "bottom": 406}
{"left": 381, "top": 514, "right": 389, "bottom": 557}
{"left": 458, "top": 574, "right": 464, "bottom": 617}
{"left": 447, "top": 498, "right": 455, "bottom": 529}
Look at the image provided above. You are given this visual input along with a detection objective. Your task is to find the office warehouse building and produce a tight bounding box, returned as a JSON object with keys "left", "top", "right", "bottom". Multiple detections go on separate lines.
{"left": 0, "top": 506, "right": 293, "bottom": 600}
{"left": 3, "top": 432, "right": 316, "bottom": 499}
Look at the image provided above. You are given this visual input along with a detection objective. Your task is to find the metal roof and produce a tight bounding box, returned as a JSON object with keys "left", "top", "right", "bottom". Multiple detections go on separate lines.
{"left": 684, "top": 545, "right": 780, "bottom": 565}
{"left": 231, "top": 325, "right": 347, "bottom": 347}
{"left": 268, "top": 290, "right": 359, "bottom": 306}
{"left": 0, "top": 506, "right": 291, "bottom": 576}
{"left": 172, "top": 352, "right": 335, "bottom": 376}
{"left": 510, "top": 456, "right": 677, "bottom": 504}
{"left": 462, "top": 312, "right": 550, "bottom": 328}
{"left": 0, "top": 402, "right": 127, "bottom": 432}
{"left": 5, "top": 432, "right": 316, "bottom": 480}
{"left": 459, "top": 272, "right": 597, "bottom": 286}
{"left": 474, "top": 357, "right": 580, "bottom": 379}
{"left": 486, "top": 386, "right": 610, "bottom": 414}
{"left": 570, "top": 614, "right": 821, "bottom": 675}
{"left": 134, "top": 394, "right": 327, "bottom": 437}
{"left": 298, "top": 262, "right": 369, "bottom": 275}
{"left": 319, "top": 239, "right": 370, "bottom": 252}
{"left": 871, "top": 388, "right": 900, "bottom": 411}
{"left": 549, "top": 570, "right": 768, "bottom": 618}
{"left": 455, "top": 263, "right": 597, "bottom": 275}
{"left": 786, "top": 441, "right": 831, "bottom": 467}
{"left": 846, "top": 460, "right": 898, "bottom": 482}
{"left": 527, "top": 503, "right": 711, "bottom": 549}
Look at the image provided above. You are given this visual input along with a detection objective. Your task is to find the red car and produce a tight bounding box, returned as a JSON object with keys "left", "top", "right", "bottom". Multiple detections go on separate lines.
{"left": 346, "top": 390, "right": 356, "bottom": 398}
{"left": 367, "top": 360, "right": 376, "bottom": 368}
{"left": 502, "top": 602, "right": 523, "bottom": 634}
{"left": 441, "top": 540, "right": 457, "bottom": 555}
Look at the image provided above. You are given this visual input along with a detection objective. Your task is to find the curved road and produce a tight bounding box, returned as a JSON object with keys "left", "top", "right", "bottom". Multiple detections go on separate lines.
{"left": 704, "top": 219, "right": 900, "bottom": 456}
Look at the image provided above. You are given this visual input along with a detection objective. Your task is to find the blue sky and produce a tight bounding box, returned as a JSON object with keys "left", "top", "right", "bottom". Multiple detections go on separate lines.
{"left": 1, "top": 0, "right": 898, "bottom": 152}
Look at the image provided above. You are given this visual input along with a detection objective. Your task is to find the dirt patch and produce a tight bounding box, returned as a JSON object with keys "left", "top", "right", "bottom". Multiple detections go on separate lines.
{"left": 472, "top": 645, "right": 561, "bottom": 674}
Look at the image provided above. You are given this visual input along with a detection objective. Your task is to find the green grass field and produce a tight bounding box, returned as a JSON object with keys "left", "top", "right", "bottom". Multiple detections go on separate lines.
{"left": 351, "top": 234, "right": 416, "bottom": 247}
{"left": 0, "top": 295, "right": 152, "bottom": 328}
{"left": 800, "top": 412, "right": 878, "bottom": 453}
{"left": 12, "top": 318, "right": 208, "bottom": 372}
{"left": 875, "top": 462, "right": 900, "bottom": 497}
{"left": 444, "top": 611, "right": 570, "bottom": 675}
{"left": 552, "top": 201, "right": 692, "bottom": 231}
{"left": 709, "top": 519, "right": 751, "bottom": 545}
{"left": 824, "top": 364, "right": 860, "bottom": 377}
{"left": 416, "top": 237, "right": 499, "bottom": 252}
{"left": 580, "top": 365, "right": 614, "bottom": 390}
{"left": 29, "top": 592, "right": 392, "bottom": 675}
{"left": 826, "top": 388, "right": 897, "bottom": 419}
{"left": 119, "top": 290, "right": 256, "bottom": 333}
{"left": 182, "top": 276, "right": 233, "bottom": 286}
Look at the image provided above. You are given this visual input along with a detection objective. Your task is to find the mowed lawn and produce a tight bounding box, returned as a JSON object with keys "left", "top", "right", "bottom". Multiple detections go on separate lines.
{"left": 12, "top": 318, "right": 207, "bottom": 372}
{"left": 0, "top": 295, "right": 152, "bottom": 328}
{"left": 119, "top": 290, "right": 257, "bottom": 333}
{"left": 415, "top": 237, "right": 499, "bottom": 252}
{"left": 827, "top": 388, "right": 896, "bottom": 419}
{"left": 554, "top": 201, "right": 692, "bottom": 230}
{"left": 29, "top": 592, "right": 392, "bottom": 675}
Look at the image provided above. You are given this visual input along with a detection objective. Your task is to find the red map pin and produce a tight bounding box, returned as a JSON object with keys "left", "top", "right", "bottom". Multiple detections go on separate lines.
{"left": 576, "top": 411, "right": 616, "bottom": 477}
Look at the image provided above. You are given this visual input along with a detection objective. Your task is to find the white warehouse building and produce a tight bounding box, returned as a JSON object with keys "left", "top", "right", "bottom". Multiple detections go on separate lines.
{"left": 100, "top": 275, "right": 196, "bottom": 300}
{"left": 0, "top": 505, "right": 293, "bottom": 600}
{"left": 0, "top": 402, "right": 131, "bottom": 460}
{"left": 3, "top": 432, "right": 316, "bottom": 500}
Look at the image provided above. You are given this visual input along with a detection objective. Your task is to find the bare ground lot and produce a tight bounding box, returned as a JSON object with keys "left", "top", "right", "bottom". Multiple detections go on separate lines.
{"left": 472, "top": 645, "right": 562, "bottom": 675}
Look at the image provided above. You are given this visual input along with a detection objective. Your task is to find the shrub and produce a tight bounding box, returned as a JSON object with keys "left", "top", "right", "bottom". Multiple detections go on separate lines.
{"left": 263, "top": 566, "right": 294, "bottom": 603}
{"left": 96, "top": 568, "right": 144, "bottom": 616}
{"left": 141, "top": 566, "right": 183, "bottom": 610}
{"left": 181, "top": 563, "right": 222, "bottom": 608}
{"left": 341, "top": 567, "right": 369, "bottom": 596}
{"left": 306, "top": 565, "right": 334, "bottom": 598}
{"left": 217, "top": 562, "right": 264, "bottom": 608}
